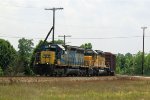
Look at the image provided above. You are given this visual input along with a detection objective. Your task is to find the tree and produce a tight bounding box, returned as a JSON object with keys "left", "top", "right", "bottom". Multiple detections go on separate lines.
{"left": 133, "top": 52, "right": 143, "bottom": 75}
{"left": 124, "top": 53, "right": 133, "bottom": 75}
{"left": 54, "top": 39, "right": 64, "bottom": 44}
{"left": 116, "top": 53, "right": 126, "bottom": 74}
{"left": 0, "top": 66, "right": 3, "bottom": 76}
{"left": 18, "top": 38, "right": 34, "bottom": 75}
{"left": 0, "top": 39, "right": 16, "bottom": 73}
{"left": 47, "top": 39, "right": 64, "bottom": 44}
{"left": 80, "top": 43, "right": 92, "bottom": 49}
{"left": 144, "top": 53, "right": 150, "bottom": 75}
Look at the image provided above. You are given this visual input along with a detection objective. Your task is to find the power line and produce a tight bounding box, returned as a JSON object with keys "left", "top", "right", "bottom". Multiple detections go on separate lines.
{"left": 0, "top": 35, "right": 150, "bottom": 40}
{"left": 0, "top": 15, "right": 51, "bottom": 25}
{"left": 0, "top": 35, "right": 43, "bottom": 39}
{"left": 0, "top": 2, "right": 40, "bottom": 9}
{"left": 68, "top": 36, "right": 149, "bottom": 39}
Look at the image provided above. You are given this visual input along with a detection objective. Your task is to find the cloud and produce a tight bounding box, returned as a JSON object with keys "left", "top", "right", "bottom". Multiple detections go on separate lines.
{"left": 0, "top": 0, "right": 150, "bottom": 53}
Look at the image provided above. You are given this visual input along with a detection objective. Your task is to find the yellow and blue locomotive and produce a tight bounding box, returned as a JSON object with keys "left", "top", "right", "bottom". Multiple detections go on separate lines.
{"left": 34, "top": 43, "right": 116, "bottom": 76}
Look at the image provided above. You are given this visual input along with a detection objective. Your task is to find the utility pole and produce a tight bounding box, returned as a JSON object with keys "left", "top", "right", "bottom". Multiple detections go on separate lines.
{"left": 45, "top": 7, "right": 63, "bottom": 44}
{"left": 141, "top": 27, "right": 147, "bottom": 75}
{"left": 58, "top": 35, "right": 71, "bottom": 45}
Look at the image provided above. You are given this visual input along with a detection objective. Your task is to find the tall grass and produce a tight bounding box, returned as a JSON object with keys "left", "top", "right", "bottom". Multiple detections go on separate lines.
{"left": 0, "top": 80, "right": 150, "bottom": 100}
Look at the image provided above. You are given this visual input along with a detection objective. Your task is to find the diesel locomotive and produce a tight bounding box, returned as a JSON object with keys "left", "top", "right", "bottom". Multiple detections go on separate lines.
{"left": 34, "top": 43, "right": 116, "bottom": 76}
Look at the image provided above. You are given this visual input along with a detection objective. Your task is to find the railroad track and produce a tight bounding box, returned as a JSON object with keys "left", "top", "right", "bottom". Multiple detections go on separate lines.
{"left": 0, "top": 75, "right": 150, "bottom": 83}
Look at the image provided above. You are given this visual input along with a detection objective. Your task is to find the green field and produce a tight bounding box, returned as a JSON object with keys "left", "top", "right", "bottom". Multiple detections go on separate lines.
{"left": 0, "top": 79, "right": 150, "bottom": 100}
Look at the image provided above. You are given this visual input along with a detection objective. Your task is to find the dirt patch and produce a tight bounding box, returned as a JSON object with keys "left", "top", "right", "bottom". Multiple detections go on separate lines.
{"left": 0, "top": 75, "right": 150, "bottom": 84}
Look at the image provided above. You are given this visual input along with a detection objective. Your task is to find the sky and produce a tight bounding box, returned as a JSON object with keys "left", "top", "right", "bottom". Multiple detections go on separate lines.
{"left": 0, "top": 0, "right": 150, "bottom": 54}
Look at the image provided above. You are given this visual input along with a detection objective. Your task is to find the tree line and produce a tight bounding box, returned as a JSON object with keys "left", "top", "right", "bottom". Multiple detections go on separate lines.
{"left": 0, "top": 38, "right": 149, "bottom": 76}
{"left": 0, "top": 38, "right": 34, "bottom": 76}
{"left": 116, "top": 52, "right": 150, "bottom": 76}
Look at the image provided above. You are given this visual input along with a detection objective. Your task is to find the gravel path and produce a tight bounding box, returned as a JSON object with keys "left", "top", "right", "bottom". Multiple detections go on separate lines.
{"left": 0, "top": 75, "right": 150, "bottom": 83}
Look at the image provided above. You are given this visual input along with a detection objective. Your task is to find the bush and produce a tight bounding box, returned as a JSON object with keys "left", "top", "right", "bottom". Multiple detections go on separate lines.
{"left": 0, "top": 66, "right": 3, "bottom": 76}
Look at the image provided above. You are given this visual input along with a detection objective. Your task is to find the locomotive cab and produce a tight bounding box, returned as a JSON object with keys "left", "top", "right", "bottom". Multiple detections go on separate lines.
{"left": 84, "top": 49, "right": 98, "bottom": 67}
{"left": 34, "top": 44, "right": 55, "bottom": 65}
{"left": 95, "top": 50, "right": 106, "bottom": 68}
{"left": 34, "top": 44, "right": 65, "bottom": 65}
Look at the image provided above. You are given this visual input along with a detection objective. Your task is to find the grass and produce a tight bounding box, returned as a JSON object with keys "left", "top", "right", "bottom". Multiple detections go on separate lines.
{"left": 0, "top": 79, "right": 150, "bottom": 100}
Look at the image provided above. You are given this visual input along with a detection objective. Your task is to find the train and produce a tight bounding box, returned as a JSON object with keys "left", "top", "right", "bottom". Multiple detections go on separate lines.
{"left": 34, "top": 43, "right": 116, "bottom": 76}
